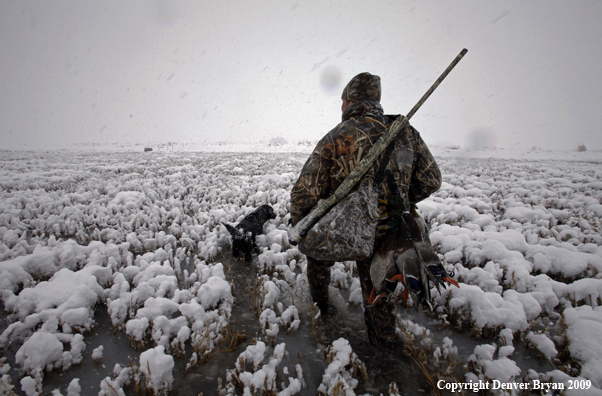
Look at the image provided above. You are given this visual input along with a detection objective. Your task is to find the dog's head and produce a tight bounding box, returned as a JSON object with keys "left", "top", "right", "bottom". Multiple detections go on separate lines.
{"left": 258, "top": 205, "right": 277, "bottom": 221}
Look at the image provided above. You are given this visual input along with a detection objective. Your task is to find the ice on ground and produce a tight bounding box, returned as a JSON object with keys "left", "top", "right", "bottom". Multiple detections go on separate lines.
{"left": 1, "top": 150, "right": 602, "bottom": 393}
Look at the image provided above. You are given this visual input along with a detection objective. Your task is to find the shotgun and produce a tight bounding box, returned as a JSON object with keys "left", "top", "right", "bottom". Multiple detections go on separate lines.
{"left": 289, "top": 48, "right": 468, "bottom": 245}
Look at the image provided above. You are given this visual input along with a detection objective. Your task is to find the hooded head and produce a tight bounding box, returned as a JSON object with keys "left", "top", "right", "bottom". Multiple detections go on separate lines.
{"left": 341, "top": 72, "right": 381, "bottom": 103}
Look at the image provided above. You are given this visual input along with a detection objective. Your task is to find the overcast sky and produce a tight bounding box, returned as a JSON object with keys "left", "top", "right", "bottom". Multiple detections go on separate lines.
{"left": 1, "top": 0, "right": 601, "bottom": 150}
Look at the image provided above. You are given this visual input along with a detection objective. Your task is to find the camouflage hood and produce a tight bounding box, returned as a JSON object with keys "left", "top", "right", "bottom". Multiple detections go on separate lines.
{"left": 341, "top": 72, "right": 382, "bottom": 103}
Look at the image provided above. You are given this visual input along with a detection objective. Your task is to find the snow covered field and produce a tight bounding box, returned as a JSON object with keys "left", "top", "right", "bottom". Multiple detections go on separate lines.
{"left": 1, "top": 148, "right": 602, "bottom": 395}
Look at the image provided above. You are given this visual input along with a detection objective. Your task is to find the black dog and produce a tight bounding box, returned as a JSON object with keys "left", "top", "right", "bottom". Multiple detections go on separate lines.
{"left": 223, "top": 205, "right": 276, "bottom": 263}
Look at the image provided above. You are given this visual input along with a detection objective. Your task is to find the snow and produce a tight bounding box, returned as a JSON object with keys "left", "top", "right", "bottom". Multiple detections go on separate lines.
{"left": 98, "top": 365, "right": 131, "bottom": 396}
{"left": 197, "top": 273, "right": 232, "bottom": 309}
{"left": 525, "top": 332, "right": 558, "bottom": 360}
{"left": 91, "top": 345, "right": 104, "bottom": 362}
{"left": 15, "top": 332, "right": 64, "bottom": 374}
{"left": 222, "top": 341, "right": 303, "bottom": 395}
{"left": 465, "top": 343, "right": 522, "bottom": 389}
{"left": 433, "top": 336, "right": 458, "bottom": 365}
{"left": 348, "top": 277, "right": 363, "bottom": 305}
{"left": 20, "top": 375, "right": 40, "bottom": 396}
{"left": 318, "top": 338, "right": 366, "bottom": 396}
{"left": 66, "top": 378, "right": 81, "bottom": 396}
{"left": 0, "top": 147, "right": 601, "bottom": 394}
{"left": 559, "top": 306, "right": 602, "bottom": 387}
{"left": 435, "top": 283, "right": 529, "bottom": 335}
{"left": 139, "top": 346, "right": 175, "bottom": 395}
{"left": 125, "top": 317, "right": 150, "bottom": 342}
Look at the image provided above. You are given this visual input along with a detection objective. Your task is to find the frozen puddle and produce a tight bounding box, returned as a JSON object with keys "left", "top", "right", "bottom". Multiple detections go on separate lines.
{"left": 1, "top": 151, "right": 601, "bottom": 395}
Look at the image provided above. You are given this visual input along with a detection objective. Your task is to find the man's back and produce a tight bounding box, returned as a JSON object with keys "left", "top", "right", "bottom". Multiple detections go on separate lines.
{"left": 290, "top": 100, "right": 441, "bottom": 226}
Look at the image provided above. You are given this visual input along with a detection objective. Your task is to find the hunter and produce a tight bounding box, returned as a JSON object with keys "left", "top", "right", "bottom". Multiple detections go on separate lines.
{"left": 289, "top": 72, "right": 442, "bottom": 348}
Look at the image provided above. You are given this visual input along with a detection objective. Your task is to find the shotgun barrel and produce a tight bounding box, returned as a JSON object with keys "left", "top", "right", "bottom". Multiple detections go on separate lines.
{"left": 289, "top": 48, "right": 468, "bottom": 245}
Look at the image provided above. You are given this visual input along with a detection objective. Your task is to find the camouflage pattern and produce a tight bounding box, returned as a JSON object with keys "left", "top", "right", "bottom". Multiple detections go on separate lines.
{"left": 290, "top": 100, "right": 441, "bottom": 226}
{"left": 306, "top": 256, "right": 333, "bottom": 313}
{"left": 341, "top": 72, "right": 381, "bottom": 103}
{"left": 298, "top": 176, "right": 380, "bottom": 262}
{"left": 291, "top": 99, "right": 442, "bottom": 347}
{"left": 288, "top": 113, "right": 411, "bottom": 245}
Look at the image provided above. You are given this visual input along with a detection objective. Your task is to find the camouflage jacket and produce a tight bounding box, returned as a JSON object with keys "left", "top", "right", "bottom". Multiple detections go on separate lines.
{"left": 290, "top": 101, "right": 441, "bottom": 225}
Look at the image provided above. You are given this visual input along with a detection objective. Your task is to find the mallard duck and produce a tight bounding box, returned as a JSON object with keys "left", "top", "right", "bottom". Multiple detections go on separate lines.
{"left": 369, "top": 210, "right": 458, "bottom": 310}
